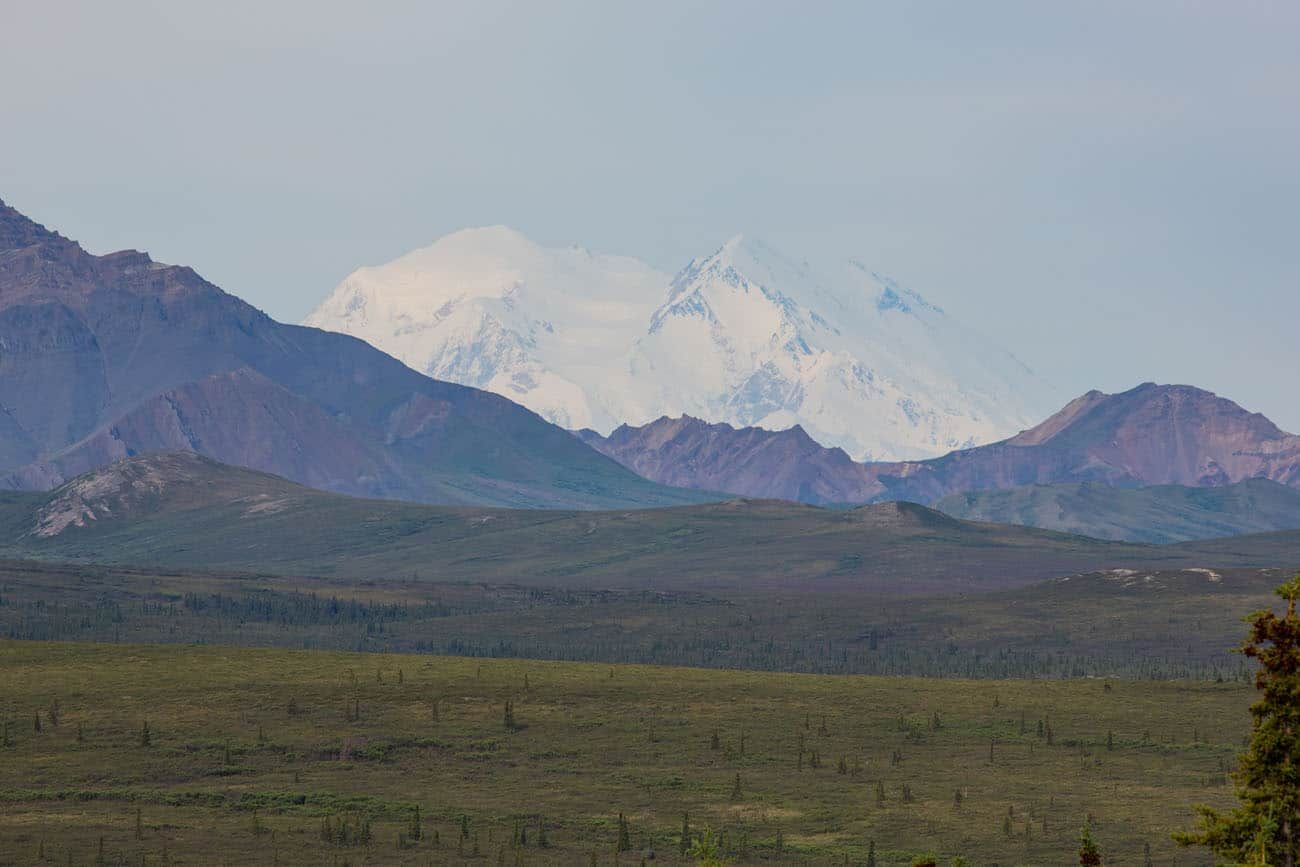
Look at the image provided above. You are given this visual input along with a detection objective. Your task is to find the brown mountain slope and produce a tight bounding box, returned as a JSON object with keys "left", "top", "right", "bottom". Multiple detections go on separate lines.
{"left": 0, "top": 198, "right": 712, "bottom": 509}
{"left": 576, "top": 417, "right": 882, "bottom": 505}
{"left": 872, "top": 383, "right": 1300, "bottom": 503}
{"left": 580, "top": 385, "right": 1300, "bottom": 506}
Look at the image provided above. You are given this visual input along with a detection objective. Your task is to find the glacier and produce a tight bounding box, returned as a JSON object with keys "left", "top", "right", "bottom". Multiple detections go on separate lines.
{"left": 304, "top": 228, "right": 1055, "bottom": 461}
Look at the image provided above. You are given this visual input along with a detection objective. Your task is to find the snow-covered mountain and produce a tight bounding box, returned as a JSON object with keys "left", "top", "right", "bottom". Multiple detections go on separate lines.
{"left": 305, "top": 230, "right": 1055, "bottom": 460}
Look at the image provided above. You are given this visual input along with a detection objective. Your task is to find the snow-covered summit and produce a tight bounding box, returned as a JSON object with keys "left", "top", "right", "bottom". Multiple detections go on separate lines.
{"left": 305, "top": 229, "right": 1055, "bottom": 460}
{"left": 304, "top": 227, "right": 666, "bottom": 431}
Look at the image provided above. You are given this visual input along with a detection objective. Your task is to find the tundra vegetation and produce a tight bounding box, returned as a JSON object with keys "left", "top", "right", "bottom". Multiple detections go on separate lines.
{"left": 2, "top": 640, "right": 1247, "bottom": 864}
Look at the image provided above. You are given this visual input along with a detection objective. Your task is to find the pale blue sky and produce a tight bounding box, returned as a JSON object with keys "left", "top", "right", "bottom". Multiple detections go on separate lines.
{"left": 3, "top": 1, "right": 1298, "bottom": 429}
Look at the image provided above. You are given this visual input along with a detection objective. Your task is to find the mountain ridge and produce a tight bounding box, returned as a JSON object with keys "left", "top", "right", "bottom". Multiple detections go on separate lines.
{"left": 0, "top": 198, "right": 714, "bottom": 509}
{"left": 874, "top": 382, "right": 1300, "bottom": 502}
{"left": 7, "top": 450, "right": 1300, "bottom": 595}
{"left": 578, "top": 383, "right": 1300, "bottom": 508}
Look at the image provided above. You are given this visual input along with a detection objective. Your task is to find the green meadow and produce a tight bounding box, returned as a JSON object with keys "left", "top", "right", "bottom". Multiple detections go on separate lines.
{"left": 2, "top": 641, "right": 1243, "bottom": 865}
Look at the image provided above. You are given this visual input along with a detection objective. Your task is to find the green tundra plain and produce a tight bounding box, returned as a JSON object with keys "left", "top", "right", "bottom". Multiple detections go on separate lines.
{"left": 2, "top": 640, "right": 1243, "bottom": 865}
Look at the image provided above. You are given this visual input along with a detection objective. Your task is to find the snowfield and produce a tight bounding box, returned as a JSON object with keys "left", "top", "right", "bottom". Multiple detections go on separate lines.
{"left": 305, "top": 228, "right": 1055, "bottom": 461}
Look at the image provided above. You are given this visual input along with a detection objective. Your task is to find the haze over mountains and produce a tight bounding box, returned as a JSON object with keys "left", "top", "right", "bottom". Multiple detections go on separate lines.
{"left": 306, "top": 228, "right": 1055, "bottom": 461}
{"left": 0, "top": 199, "right": 711, "bottom": 509}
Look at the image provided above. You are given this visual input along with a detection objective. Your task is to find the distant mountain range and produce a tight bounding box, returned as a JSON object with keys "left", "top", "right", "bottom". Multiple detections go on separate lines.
{"left": 580, "top": 384, "right": 1300, "bottom": 510}
{"left": 9, "top": 194, "right": 1300, "bottom": 546}
{"left": 8, "top": 451, "right": 1300, "bottom": 593}
{"left": 305, "top": 229, "right": 1055, "bottom": 461}
{"left": 575, "top": 416, "right": 881, "bottom": 505}
{"left": 0, "top": 199, "right": 712, "bottom": 509}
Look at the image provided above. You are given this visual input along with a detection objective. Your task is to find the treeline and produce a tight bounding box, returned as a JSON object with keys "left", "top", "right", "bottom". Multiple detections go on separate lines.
{"left": 0, "top": 584, "right": 1249, "bottom": 681}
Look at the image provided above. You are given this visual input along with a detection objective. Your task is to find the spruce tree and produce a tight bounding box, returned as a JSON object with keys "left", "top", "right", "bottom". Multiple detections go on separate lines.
{"left": 730, "top": 773, "right": 743, "bottom": 801}
{"left": 1175, "top": 573, "right": 1300, "bottom": 865}
{"left": 680, "top": 812, "right": 690, "bottom": 855}
{"left": 617, "top": 812, "right": 632, "bottom": 852}
{"left": 139, "top": 720, "right": 151, "bottom": 747}
{"left": 867, "top": 839, "right": 876, "bottom": 867}
{"left": 1079, "top": 819, "right": 1102, "bottom": 865}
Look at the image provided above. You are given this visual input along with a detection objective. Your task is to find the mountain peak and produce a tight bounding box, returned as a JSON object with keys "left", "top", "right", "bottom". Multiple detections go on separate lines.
{"left": 872, "top": 382, "right": 1300, "bottom": 503}
{"left": 0, "top": 198, "right": 76, "bottom": 254}
{"left": 312, "top": 227, "right": 1054, "bottom": 462}
{"left": 1009, "top": 383, "right": 1290, "bottom": 449}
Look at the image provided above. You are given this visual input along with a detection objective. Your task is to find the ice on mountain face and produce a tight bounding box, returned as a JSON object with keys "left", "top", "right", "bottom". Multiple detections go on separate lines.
{"left": 304, "top": 227, "right": 666, "bottom": 433}
{"left": 305, "top": 229, "right": 1055, "bottom": 461}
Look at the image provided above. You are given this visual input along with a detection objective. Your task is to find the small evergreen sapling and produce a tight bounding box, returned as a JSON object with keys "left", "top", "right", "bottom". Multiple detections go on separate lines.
{"left": 617, "top": 812, "right": 632, "bottom": 852}
{"left": 1079, "top": 819, "right": 1102, "bottom": 865}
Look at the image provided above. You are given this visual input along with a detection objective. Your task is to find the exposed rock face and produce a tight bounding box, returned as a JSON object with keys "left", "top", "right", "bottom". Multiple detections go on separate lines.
{"left": 576, "top": 416, "right": 883, "bottom": 505}
{"left": 578, "top": 385, "right": 1300, "bottom": 506}
{"left": 31, "top": 450, "right": 304, "bottom": 538}
{"left": 0, "top": 199, "right": 711, "bottom": 509}
{"left": 872, "top": 383, "right": 1300, "bottom": 503}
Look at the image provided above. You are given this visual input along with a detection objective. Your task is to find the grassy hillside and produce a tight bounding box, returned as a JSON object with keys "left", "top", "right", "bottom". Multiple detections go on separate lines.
{"left": 6, "top": 452, "right": 1299, "bottom": 596}
{"left": 0, "top": 640, "right": 1247, "bottom": 865}
{"left": 934, "top": 478, "right": 1300, "bottom": 543}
